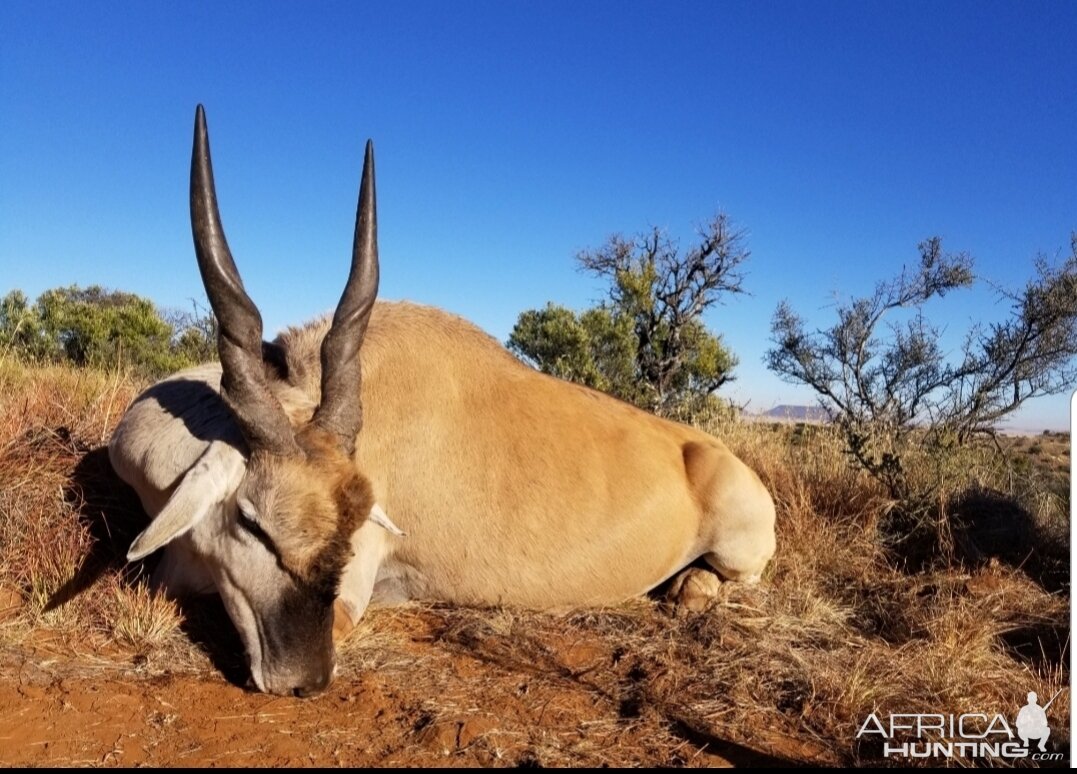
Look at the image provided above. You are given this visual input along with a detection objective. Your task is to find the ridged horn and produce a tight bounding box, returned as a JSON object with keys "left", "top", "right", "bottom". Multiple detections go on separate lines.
{"left": 190, "top": 104, "right": 299, "bottom": 457}
{"left": 311, "top": 140, "right": 379, "bottom": 455}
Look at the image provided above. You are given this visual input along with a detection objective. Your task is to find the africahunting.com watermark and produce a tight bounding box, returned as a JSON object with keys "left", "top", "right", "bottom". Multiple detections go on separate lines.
{"left": 856, "top": 690, "right": 1065, "bottom": 762}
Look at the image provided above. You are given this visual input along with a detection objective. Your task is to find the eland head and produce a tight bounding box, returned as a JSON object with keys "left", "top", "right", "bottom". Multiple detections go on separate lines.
{"left": 124, "top": 106, "right": 401, "bottom": 696}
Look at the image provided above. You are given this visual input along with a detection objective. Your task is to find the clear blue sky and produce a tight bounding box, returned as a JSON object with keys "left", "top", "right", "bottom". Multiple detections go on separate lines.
{"left": 2, "top": 1, "right": 1074, "bottom": 430}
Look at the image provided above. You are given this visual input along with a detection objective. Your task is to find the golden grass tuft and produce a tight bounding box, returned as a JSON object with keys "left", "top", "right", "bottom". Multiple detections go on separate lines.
{"left": 104, "top": 577, "right": 185, "bottom": 648}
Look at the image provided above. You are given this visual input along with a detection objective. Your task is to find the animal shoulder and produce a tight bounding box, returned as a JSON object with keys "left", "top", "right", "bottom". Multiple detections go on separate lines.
{"left": 276, "top": 300, "right": 520, "bottom": 371}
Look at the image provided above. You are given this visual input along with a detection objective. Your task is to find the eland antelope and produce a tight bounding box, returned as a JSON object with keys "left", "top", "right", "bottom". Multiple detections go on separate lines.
{"left": 108, "top": 106, "right": 777, "bottom": 697}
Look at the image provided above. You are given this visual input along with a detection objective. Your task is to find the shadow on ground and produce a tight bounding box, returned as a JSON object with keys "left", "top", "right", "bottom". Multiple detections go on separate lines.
{"left": 952, "top": 487, "right": 1070, "bottom": 594}
{"left": 46, "top": 444, "right": 251, "bottom": 689}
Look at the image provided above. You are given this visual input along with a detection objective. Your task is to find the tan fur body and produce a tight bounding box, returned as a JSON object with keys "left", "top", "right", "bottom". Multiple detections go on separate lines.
{"left": 115, "top": 300, "right": 775, "bottom": 610}
{"left": 352, "top": 302, "right": 773, "bottom": 604}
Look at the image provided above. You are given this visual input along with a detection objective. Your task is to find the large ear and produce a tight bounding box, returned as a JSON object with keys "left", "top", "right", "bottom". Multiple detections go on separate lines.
{"left": 127, "top": 442, "right": 245, "bottom": 561}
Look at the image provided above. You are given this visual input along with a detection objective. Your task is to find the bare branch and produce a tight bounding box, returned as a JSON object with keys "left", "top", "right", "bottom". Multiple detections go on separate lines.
{"left": 765, "top": 235, "right": 1074, "bottom": 498}
{"left": 576, "top": 213, "right": 749, "bottom": 413}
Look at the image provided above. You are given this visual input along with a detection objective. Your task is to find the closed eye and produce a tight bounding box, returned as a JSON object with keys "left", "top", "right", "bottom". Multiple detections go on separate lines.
{"left": 236, "top": 505, "right": 280, "bottom": 558}
{"left": 234, "top": 505, "right": 309, "bottom": 587}
{"left": 238, "top": 509, "right": 269, "bottom": 540}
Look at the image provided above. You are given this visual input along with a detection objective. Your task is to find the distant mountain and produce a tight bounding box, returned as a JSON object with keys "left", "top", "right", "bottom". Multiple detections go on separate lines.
{"left": 758, "top": 405, "right": 829, "bottom": 422}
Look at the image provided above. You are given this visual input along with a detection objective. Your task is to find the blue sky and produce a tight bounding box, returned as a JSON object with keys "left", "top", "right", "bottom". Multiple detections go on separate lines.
{"left": 2, "top": 1, "right": 1075, "bottom": 430}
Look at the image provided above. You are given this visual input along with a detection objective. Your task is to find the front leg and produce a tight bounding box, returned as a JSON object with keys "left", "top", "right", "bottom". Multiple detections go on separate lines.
{"left": 333, "top": 518, "right": 390, "bottom": 642}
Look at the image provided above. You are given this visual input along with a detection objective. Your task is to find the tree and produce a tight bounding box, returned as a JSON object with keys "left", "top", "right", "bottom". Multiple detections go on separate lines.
{"left": 0, "top": 285, "right": 217, "bottom": 377}
{"left": 942, "top": 238, "right": 1077, "bottom": 441}
{"left": 167, "top": 300, "right": 218, "bottom": 365}
{"left": 766, "top": 236, "right": 1077, "bottom": 499}
{"left": 35, "top": 286, "right": 176, "bottom": 371}
{"left": 509, "top": 214, "right": 748, "bottom": 417}
{"left": 509, "top": 304, "right": 647, "bottom": 405}
{"left": 0, "top": 290, "right": 49, "bottom": 361}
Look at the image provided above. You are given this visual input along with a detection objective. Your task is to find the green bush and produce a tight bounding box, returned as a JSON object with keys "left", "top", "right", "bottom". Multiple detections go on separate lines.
{"left": 508, "top": 214, "right": 747, "bottom": 420}
{"left": 0, "top": 285, "right": 216, "bottom": 378}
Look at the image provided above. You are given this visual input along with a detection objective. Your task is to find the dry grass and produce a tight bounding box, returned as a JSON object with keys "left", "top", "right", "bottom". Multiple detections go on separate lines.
{"left": 0, "top": 360, "right": 1069, "bottom": 766}
{"left": 0, "top": 363, "right": 186, "bottom": 655}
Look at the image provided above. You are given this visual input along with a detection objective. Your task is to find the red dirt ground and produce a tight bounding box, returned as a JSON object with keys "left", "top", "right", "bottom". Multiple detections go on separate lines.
{"left": 0, "top": 600, "right": 838, "bottom": 768}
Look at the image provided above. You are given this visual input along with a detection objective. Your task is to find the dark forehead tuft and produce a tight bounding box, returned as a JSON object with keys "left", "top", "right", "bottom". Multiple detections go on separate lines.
{"left": 297, "top": 427, "right": 374, "bottom": 589}
{"left": 245, "top": 429, "right": 374, "bottom": 591}
{"left": 305, "top": 471, "right": 373, "bottom": 595}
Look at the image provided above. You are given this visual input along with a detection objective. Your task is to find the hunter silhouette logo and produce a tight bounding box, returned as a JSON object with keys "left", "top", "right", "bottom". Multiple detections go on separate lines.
{"left": 1015, "top": 690, "right": 1060, "bottom": 753}
{"left": 856, "top": 688, "right": 1065, "bottom": 761}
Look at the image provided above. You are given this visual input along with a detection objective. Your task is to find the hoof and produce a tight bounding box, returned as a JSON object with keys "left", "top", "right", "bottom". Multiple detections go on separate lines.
{"left": 667, "top": 568, "right": 722, "bottom": 613}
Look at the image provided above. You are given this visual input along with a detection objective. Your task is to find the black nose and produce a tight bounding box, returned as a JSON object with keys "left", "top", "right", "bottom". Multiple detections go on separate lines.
{"left": 292, "top": 669, "right": 332, "bottom": 698}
